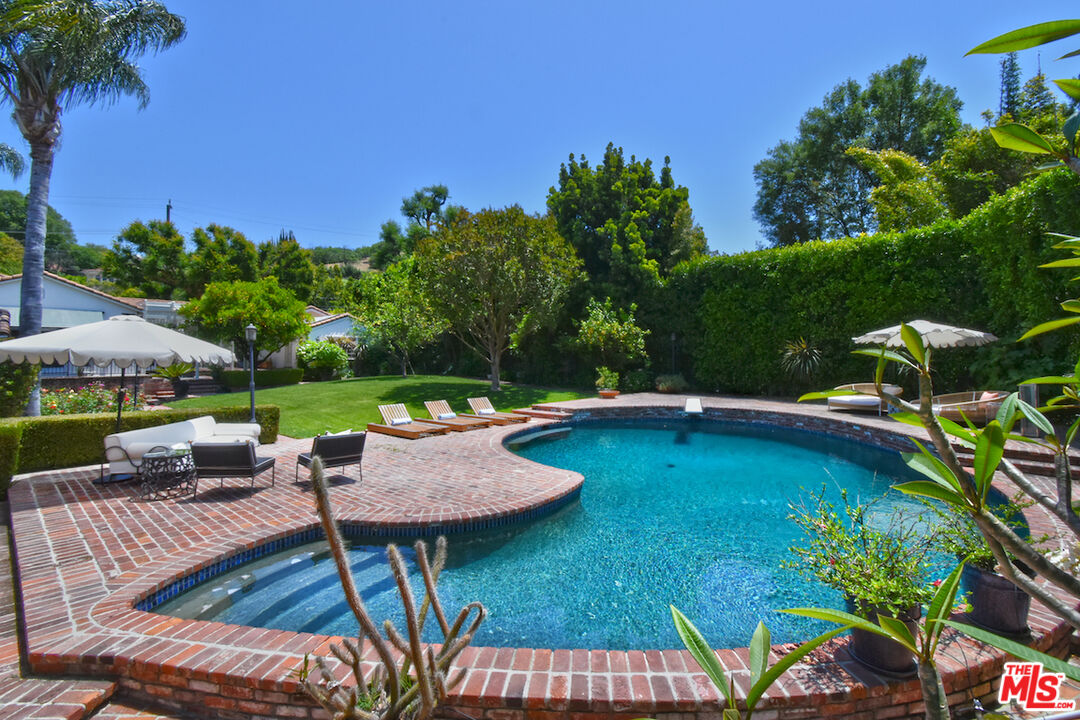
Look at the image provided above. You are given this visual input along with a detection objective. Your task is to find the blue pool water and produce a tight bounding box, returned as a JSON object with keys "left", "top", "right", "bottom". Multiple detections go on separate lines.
{"left": 157, "top": 420, "right": 937, "bottom": 650}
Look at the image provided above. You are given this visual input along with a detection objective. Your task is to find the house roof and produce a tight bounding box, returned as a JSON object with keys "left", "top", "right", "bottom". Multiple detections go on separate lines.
{"left": 309, "top": 312, "right": 356, "bottom": 328}
{"left": 0, "top": 271, "right": 143, "bottom": 311}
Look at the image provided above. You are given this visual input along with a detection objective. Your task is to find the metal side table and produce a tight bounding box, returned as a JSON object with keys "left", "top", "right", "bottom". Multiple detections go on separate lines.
{"left": 140, "top": 446, "right": 196, "bottom": 500}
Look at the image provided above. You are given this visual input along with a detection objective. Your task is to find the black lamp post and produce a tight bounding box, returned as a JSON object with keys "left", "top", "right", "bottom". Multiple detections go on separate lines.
{"left": 245, "top": 323, "right": 257, "bottom": 423}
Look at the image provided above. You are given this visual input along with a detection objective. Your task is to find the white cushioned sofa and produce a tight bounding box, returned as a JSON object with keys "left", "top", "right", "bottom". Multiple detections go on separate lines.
{"left": 104, "top": 416, "right": 261, "bottom": 477}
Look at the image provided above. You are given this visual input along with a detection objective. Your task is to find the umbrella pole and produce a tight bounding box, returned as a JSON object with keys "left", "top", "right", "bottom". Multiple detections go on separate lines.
{"left": 115, "top": 367, "right": 126, "bottom": 433}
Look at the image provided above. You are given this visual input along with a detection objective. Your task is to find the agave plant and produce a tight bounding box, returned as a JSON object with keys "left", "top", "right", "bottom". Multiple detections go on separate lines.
{"left": 302, "top": 458, "right": 486, "bottom": 720}
{"left": 780, "top": 337, "right": 822, "bottom": 379}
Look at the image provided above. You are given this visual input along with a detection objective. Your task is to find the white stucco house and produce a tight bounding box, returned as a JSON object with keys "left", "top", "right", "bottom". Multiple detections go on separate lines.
{"left": 264, "top": 310, "right": 361, "bottom": 369}
{"left": 0, "top": 271, "right": 141, "bottom": 333}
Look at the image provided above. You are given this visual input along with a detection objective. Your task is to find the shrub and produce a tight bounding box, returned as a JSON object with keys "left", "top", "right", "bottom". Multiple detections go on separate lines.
{"left": 655, "top": 373, "right": 689, "bottom": 393}
{"left": 11, "top": 405, "right": 280, "bottom": 473}
{"left": 0, "top": 362, "right": 38, "bottom": 417}
{"left": 297, "top": 339, "right": 349, "bottom": 381}
{"left": 595, "top": 366, "right": 619, "bottom": 390}
{"left": 622, "top": 368, "right": 653, "bottom": 392}
{"left": 220, "top": 368, "right": 303, "bottom": 389}
{"left": 0, "top": 421, "right": 22, "bottom": 496}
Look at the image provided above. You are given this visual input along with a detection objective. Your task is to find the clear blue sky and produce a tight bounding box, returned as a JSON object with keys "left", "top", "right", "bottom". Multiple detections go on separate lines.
{"left": 0, "top": 1, "right": 1075, "bottom": 256}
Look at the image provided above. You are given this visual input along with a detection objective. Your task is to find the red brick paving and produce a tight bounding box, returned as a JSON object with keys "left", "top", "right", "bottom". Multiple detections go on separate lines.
{"left": 2, "top": 394, "right": 1076, "bottom": 719}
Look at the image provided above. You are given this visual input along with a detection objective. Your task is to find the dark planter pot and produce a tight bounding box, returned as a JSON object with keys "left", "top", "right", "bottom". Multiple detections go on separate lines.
{"left": 845, "top": 598, "right": 920, "bottom": 677}
{"left": 962, "top": 564, "right": 1032, "bottom": 636}
{"left": 170, "top": 379, "right": 189, "bottom": 398}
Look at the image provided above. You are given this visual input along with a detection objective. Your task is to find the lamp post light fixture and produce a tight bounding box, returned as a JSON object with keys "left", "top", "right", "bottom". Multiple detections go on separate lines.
{"left": 245, "top": 323, "right": 257, "bottom": 423}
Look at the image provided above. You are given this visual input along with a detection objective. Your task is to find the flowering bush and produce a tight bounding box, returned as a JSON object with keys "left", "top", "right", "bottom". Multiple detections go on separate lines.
{"left": 40, "top": 382, "right": 140, "bottom": 415}
{"left": 297, "top": 340, "right": 349, "bottom": 380}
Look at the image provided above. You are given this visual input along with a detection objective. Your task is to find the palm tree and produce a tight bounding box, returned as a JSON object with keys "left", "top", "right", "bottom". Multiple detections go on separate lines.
{"left": 0, "top": 0, "right": 184, "bottom": 414}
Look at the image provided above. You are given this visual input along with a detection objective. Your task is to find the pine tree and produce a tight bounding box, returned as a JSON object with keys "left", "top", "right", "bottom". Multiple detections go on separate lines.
{"left": 999, "top": 52, "right": 1021, "bottom": 118}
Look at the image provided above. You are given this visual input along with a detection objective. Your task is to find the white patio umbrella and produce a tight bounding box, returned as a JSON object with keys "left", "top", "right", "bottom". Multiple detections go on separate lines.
{"left": 852, "top": 319, "right": 998, "bottom": 349}
{"left": 0, "top": 315, "right": 234, "bottom": 430}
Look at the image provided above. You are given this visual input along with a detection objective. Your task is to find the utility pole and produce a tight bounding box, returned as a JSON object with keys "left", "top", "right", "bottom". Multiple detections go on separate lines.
{"left": 166, "top": 199, "right": 172, "bottom": 223}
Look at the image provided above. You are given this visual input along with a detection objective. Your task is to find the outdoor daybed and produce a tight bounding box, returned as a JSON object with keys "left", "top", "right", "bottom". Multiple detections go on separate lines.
{"left": 932, "top": 391, "right": 1007, "bottom": 426}
{"left": 103, "top": 415, "right": 261, "bottom": 478}
{"left": 826, "top": 383, "right": 902, "bottom": 416}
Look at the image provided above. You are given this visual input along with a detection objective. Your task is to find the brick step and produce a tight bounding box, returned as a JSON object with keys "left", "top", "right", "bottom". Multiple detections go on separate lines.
{"left": 513, "top": 407, "right": 573, "bottom": 420}
{"left": 184, "top": 378, "right": 222, "bottom": 394}
{"left": 954, "top": 449, "right": 1059, "bottom": 478}
{"left": 93, "top": 695, "right": 197, "bottom": 719}
{"left": 0, "top": 677, "right": 115, "bottom": 720}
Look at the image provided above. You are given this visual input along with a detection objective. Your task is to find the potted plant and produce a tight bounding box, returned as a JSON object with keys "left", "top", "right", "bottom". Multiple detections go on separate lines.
{"left": 152, "top": 362, "right": 194, "bottom": 398}
{"left": 787, "top": 489, "right": 937, "bottom": 676}
{"left": 595, "top": 366, "right": 620, "bottom": 398}
{"left": 933, "top": 502, "right": 1034, "bottom": 637}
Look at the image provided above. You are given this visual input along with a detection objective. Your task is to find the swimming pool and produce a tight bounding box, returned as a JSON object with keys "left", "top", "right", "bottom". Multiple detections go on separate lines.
{"left": 157, "top": 419, "right": 937, "bottom": 649}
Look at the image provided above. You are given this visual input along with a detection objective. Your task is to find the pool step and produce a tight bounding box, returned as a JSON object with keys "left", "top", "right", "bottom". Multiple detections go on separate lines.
{"left": 513, "top": 405, "right": 573, "bottom": 420}
{"left": 950, "top": 442, "right": 1080, "bottom": 478}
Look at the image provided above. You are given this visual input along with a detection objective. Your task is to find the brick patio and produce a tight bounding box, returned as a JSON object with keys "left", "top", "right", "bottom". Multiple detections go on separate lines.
{"left": 5, "top": 395, "right": 1076, "bottom": 719}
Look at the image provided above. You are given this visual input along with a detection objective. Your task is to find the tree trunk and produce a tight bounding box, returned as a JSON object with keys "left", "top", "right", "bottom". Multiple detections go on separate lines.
{"left": 20, "top": 140, "right": 55, "bottom": 417}
{"left": 489, "top": 351, "right": 501, "bottom": 392}
{"left": 400, "top": 353, "right": 408, "bottom": 378}
{"left": 917, "top": 659, "right": 949, "bottom": 720}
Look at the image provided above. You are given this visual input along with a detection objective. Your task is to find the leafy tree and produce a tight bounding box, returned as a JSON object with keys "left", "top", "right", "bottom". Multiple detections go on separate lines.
{"left": 370, "top": 185, "right": 461, "bottom": 271}
{"left": 573, "top": 297, "right": 649, "bottom": 373}
{"left": 754, "top": 56, "right": 962, "bottom": 245}
{"left": 547, "top": 143, "right": 706, "bottom": 305}
{"left": 309, "top": 264, "right": 355, "bottom": 311}
{"left": 1000, "top": 52, "right": 1022, "bottom": 117}
{"left": 845, "top": 147, "right": 949, "bottom": 232}
{"left": 358, "top": 257, "right": 446, "bottom": 378}
{"left": 185, "top": 224, "right": 258, "bottom": 295}
{"left": 1017, "top": 72, "right": 1059, "bottom": 124}
{"left": 863, "top": 56, "right": 963, "bottom": 160}
{"left": 258, "top": 230, "right": 316, "bottom": 302}
{"left": 0, "top": 0, "right": 185, "bottom": 416}
{"left": 179, "top": 277, "right": 308, "bottom": 364}
{"left": 67, "top": 241, "right": 107, "bottom": 271}
{"left": 931, "top": 123, "right": 1041, "bottom": 217}
{"left": 0, "top": 231, "right": 20, "bottom": 274}
{"left": 0, "top": 189, "right": 78, "bottom": 272}
{"left": 103, "top": 219, "right": 187, "bottom": 298}
{"left": 309, "top": 245, "right": 370, "bottom": 265}
{"left": 416, "top": 205, "right": 582, "bottom": 391}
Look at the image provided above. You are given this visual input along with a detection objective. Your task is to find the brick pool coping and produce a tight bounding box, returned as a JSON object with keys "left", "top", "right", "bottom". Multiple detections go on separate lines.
{"left": 7, "top": 394, "right": 1075, "bottom": 719}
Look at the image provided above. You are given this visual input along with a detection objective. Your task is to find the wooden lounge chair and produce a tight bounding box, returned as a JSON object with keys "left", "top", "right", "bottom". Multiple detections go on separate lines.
{"left": 932, "top": 391, "right": 1007, "bottom": 426}
{"left": 466, "top": 397, "right": 531, "bottom": 425}
{"left": 826, "top": 383, "right": 902, "bottom": 416}
{"left": 423, "top": 400, "right": 492, "bottom": 431}
{"left": 295, "top": 431, "right": 366, "bottom": 483}
{"left": 368, "top": 404, "right": 451, "bottom": 440}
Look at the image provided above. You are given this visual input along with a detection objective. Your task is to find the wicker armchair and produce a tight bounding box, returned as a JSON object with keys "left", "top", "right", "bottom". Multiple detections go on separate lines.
{"left": 190, "top": 441, "right": 275, "bottom": 496}
{"left": 295, "top": 431, "right": 366, "bottom": 483}
{"left": 931, "top": 391, "right": 1008, "bottom": 426}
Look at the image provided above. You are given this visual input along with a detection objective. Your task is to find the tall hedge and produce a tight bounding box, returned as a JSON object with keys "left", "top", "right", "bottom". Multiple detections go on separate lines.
{"left": 662, "top": 170, "right": 1080, "bottom": 395}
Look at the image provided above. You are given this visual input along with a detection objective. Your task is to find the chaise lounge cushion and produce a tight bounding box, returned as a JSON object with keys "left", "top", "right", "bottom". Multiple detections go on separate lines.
{"left": 104, "top": 416, "right": 261, "bottom": 476}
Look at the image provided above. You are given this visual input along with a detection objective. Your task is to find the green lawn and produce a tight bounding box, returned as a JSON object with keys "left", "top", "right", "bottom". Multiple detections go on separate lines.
{"left": 168, "top": 375, "right": 590, "bottom": 438}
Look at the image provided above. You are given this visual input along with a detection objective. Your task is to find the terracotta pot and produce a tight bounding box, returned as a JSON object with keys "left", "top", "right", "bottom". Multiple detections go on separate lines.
{"left": 597, "top": 389, "right": 620, "bottom": 399}
{"left": 845, "top": 598, "right": 919, "bottom": 677}
{"left": 962, "top": 564, "right": 1032, "bottom": 636}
